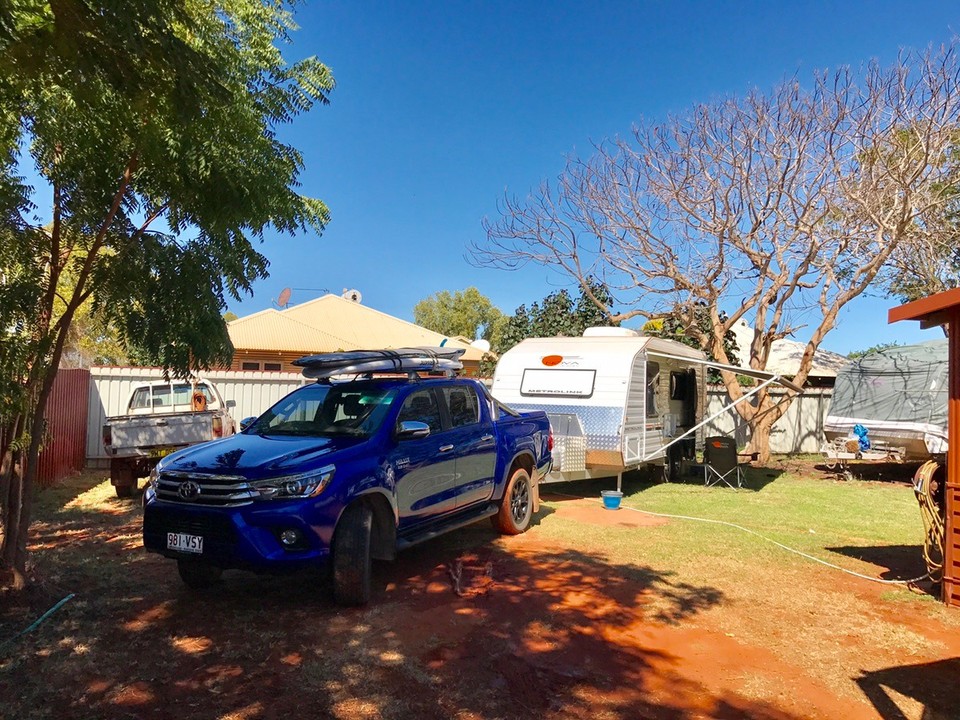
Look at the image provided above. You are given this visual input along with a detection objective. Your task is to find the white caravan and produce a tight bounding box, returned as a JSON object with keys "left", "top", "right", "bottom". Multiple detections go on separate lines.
{"left": 491, "top": 327, "right": 801, "bottom": 488}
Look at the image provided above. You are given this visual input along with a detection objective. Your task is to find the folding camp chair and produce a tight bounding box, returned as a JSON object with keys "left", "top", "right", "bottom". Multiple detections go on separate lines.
{"left": 703, "top": 436, "right": 744, "bottom": 489}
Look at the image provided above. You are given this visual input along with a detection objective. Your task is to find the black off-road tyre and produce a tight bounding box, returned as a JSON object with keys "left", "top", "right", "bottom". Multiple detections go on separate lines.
{"left": 493, "top": 468, "right": 533, "bottom": 535}
{"left": 177, "top": 559, "right": 222, "bottom": 589}
{"left": 333, "top": 503, "right": 373, "bottom": 606}
{"left": 110, "top": 459, "right": 136, "bottom": 498}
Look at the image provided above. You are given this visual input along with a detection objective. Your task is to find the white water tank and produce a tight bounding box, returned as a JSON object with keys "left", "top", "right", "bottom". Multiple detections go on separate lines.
{"left": 582, "top": 326, "right": 641, "bottom": 338}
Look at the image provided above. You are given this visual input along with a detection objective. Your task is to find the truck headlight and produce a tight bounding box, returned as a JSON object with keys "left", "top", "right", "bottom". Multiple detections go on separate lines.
{"left": 251, "top": 465, "right": 335, "bottom": 500}
{"left": 148, "top": 458, "right": 167, "bottom": 488}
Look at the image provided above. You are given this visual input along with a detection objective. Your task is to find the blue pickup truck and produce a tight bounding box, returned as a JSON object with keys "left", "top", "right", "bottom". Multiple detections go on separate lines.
{"left": 143, "top": 349, "right": 552, "bottom": 605}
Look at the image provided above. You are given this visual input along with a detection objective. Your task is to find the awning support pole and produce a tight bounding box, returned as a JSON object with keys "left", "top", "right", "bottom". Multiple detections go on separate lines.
{"left": 639, "top": 375, "right": 780, "bottom": 463}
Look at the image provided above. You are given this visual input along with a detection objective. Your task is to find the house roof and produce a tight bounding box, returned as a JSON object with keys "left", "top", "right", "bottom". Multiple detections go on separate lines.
{"left": 229, "top": 295, "right": 487, "bottom": 362}
{"left": 227, "top": 308, "right": 352, "bottom": 354}
{"left": 730, "top": 320, "right": 849, "bottom": 379}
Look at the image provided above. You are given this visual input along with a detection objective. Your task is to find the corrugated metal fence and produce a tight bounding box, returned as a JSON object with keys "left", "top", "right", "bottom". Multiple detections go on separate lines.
{"left": 86, "top": 367, "right": 309, "bottom": 467}
{"left": 38, "top": 368, "right": 90, "bottom": 486}
{"left": 704, "top": 386, "right": 833, "bottom": 454}
{"left": 78, "top": 369, "right": 833, "bottom": 470}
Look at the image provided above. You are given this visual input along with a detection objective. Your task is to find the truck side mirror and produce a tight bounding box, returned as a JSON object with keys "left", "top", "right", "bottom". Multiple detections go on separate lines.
{"left": 226, "top": 399, "right": 237, "bottom": 409}
{"left": 396, "top": 420, "right": 430, "bottom": 440}
{"left": 239, "top": 416, "right": 258, "bottom": 431}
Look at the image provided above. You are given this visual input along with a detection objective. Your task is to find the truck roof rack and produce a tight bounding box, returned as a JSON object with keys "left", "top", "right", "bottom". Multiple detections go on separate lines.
{"left": 294, "top": 347, "right": 465, "bottom": 380}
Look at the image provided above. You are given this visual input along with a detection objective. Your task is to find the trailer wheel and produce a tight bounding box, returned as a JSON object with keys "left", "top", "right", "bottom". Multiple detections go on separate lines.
{"left": 332, "top": 503, "right": 373, "bottom": 606}
{"left": 177, "top": 559, "right": 222, "bottom": 589}
{"left": 494, "top": 468, "right": 533, "bottom": 535}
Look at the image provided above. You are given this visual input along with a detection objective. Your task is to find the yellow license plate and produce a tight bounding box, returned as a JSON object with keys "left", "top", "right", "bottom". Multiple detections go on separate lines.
{"left": 149, "top": 447, "right": 175, "bottom": 459}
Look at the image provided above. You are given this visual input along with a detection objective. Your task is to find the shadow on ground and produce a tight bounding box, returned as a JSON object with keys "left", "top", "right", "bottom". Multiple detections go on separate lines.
{"left": 0, "top": 472, "right": 815, "bottom": 720}
{"left": 855, "top": 657, "right": 960, "bottom": 720}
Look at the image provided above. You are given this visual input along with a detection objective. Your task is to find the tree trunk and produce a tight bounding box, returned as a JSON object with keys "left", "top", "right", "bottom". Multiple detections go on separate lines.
{"left": 747, "top": 413, "right": 777, "bottom": 466}
{"left": 0, "top": 448, "right": 26, "bottom": 589}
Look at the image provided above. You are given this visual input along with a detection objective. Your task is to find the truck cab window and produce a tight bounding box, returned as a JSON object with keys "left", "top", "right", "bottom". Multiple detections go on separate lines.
{"left": 443, "top": 386, "right": 480, "bottom": 427}
{"left": 646, "top": 362, "right": 660, "bottom": 418}
{"left": 129, "top": 388, "right": 151, "bottom": 410}
{"left": 397, "top": 390, "right": 442, "bottom": 434}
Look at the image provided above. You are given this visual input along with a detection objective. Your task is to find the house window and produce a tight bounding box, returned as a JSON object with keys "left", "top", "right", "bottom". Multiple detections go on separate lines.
{"left": 264, "top": 362, "right": 282, "bottom": 372}
{"left": 241, "top": 361, "right": 260, "bottom": 371}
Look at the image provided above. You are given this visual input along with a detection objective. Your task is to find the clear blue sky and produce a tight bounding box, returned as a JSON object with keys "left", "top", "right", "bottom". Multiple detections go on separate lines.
{"left": 224, "top": 1, "right": 959, "bottom": 355}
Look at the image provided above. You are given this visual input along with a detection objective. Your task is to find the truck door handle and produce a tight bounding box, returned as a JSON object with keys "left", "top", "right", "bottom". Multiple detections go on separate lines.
{"left": 439, "top": 444, "right": 454, "bottom": 453}
{"left": 156, "top": 420, "right": 168, "bottom": 426}
{"left": 480, "top": 435, "right": 494, "bottom": 442}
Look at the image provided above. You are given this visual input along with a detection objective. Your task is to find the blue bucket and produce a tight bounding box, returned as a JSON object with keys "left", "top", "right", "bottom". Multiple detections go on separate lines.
{"left": 601, "top": 490, "right": 623, "bottom": 510}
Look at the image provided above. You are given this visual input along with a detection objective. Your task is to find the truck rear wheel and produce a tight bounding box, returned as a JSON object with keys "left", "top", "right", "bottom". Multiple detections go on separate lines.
{"left": 332, "top": 503, "right": 373, "bottom": 606}
{"left": 177, "top": 559, "right": 222, "bottom": 589}
{"left": 494, "top": 468, "right": 533, "bottom": 535}
{"left": 110, "top": 459, "right": 136, "bottom": 498}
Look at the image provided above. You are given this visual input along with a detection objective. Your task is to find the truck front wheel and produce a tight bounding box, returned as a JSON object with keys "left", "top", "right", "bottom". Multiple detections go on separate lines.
{"left": 494, "top": 468, "right": 533, "bottom": 535}
{"left": 177, "top": 559, "right": 222, "bottom": 589}
{"left": 332, "top": 503, "right": 373, "bottom": 606}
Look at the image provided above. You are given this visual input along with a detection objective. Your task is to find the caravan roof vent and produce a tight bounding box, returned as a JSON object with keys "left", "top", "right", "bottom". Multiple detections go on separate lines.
{"left": 582, "top": 326, "right": 641, "bottom": 338}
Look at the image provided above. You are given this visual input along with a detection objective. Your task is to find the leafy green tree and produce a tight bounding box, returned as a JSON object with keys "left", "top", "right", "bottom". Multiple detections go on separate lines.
{"left": 0, "top": 0, "right": 333, "bottom": 587}
{"left": 413, "top": 287, "right": 504, "bottom": 341}
{"left": 492, "top": 281, "right": 617, "bottom": 354}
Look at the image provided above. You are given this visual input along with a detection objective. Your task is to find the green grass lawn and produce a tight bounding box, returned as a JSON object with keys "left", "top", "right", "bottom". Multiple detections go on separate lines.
{"left": 538, "top": 467, "right": 948, "bottom": 611}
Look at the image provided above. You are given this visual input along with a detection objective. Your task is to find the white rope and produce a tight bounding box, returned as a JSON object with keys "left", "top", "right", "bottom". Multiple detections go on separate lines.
{"left": 547, "top": 492, "right": 931, "bottom": 586}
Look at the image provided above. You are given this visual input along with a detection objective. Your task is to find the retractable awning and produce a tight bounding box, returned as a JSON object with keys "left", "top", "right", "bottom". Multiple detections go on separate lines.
{"left": 639, "top": 350, "right": 804, "bottom": 464}
{"left": 646, "top": 351, "right": 804, "bottom": 393}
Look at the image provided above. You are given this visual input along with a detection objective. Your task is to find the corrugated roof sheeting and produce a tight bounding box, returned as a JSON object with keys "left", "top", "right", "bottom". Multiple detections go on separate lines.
{"left": 274, "top": 295, "right": 486, "bottom": 362}
{"left": 227, "top": 309, "right": 352, "bottom": 353}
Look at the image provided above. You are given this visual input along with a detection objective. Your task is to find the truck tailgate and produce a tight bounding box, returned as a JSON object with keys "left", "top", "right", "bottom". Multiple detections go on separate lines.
{"left": 108, "top": 412, "right": 214, "bottom": 452}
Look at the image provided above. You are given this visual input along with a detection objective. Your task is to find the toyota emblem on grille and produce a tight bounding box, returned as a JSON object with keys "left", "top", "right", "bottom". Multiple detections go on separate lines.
{"left": 177, "top": 480, "right": 201, "bottom": 501}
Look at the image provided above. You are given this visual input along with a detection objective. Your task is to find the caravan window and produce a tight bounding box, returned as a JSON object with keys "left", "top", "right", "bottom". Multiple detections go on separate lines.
{"left": 646, "top": 362, "right": 660, "bottom": 417}
{"left": 520, "top": 369, "right": 596, "bottom": 398}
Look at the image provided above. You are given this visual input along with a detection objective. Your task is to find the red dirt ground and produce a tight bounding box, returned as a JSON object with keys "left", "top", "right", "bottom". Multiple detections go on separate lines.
{"left": 1, "top": 473, "right": 958, "bottom": 719}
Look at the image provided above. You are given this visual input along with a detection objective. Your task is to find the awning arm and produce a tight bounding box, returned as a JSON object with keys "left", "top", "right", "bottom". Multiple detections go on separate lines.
{"left": 640, "top": 375, "right": 780, "bottom": 462}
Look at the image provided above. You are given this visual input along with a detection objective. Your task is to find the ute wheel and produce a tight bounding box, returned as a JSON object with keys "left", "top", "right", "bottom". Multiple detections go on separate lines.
{"left": 494, "top": 468, "right": 533, "bottom": 535}
{"left": 110, "top": 459, "right": 136, "bottom": 498}
{"left": 177, "top": 559, "right": 222, "bottom": 589}
{"left": 333, "top": 503, "right": 373, "bottom": 606}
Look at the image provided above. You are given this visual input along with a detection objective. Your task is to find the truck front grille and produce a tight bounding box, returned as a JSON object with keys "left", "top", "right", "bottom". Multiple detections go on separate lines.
{"left": 155, "top": 472, "right": 256, "bottom": 507}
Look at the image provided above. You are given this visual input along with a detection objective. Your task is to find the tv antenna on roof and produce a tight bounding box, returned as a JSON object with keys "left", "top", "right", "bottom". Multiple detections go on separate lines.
{"left": 342, "top": 288, "right": 363, "bottom": 304}
{"left": 276, "top": 287, "right": 292, "bottom": 308}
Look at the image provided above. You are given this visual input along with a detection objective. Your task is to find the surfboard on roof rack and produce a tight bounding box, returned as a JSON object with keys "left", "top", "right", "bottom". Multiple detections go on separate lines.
{"left": 293, "top": 347, "right": 465, "bottom": 380}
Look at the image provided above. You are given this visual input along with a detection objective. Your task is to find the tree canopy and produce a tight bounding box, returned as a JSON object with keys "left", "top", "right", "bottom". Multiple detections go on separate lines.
{"left": 492, "top": 281, "right": 618, "bottom": 355}
{"left": 475, "top": 44, "right": 960, "bottom": 462}
{"left": 0, "top": 0, "right": 333, "bottom": 585}
{"left": 413, "top": 287, "right": 504, "bottom": 341}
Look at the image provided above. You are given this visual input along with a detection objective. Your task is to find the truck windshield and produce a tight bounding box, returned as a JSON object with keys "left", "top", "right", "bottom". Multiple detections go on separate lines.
{"left": 248, "top": 383, "right": 397, "bottom": 438}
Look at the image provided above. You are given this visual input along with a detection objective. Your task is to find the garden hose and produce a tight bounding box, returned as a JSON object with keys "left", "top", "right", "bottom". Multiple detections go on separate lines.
{"left": 549, "top": 491, "right": 932, "bottom": 586}
{"left": 913, "top": 460, "right": 944, "bottom": 584}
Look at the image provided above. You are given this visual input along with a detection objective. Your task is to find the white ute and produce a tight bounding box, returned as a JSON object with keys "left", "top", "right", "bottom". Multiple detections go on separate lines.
{"left": 102, "top": 379, "right": 236, "bottom": 497}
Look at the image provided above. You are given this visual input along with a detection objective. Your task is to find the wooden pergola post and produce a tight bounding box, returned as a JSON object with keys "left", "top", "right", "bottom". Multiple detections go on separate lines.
{"left": 890, "top": 289, "right": 960, "bottom": 607}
